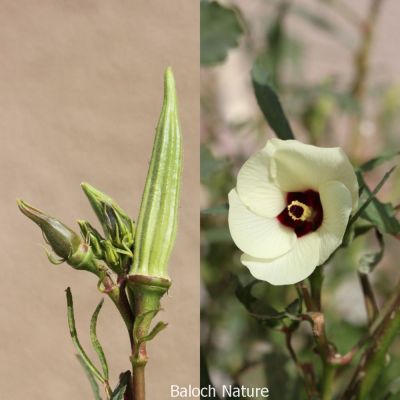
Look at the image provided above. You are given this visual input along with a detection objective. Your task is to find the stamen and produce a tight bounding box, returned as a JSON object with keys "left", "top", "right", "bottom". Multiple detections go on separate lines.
{"left": 288, "top": 200, "right": 313, "bottom": 222}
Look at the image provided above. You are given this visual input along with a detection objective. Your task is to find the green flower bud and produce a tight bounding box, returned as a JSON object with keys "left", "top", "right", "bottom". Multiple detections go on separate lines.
{"left": 17, "top": 199, "right": 97, "bottom": 273}
{"left": 102, "top": 239, "right": 122, "bottom": 274}
{"left": 129, "top": 67, "right": 182, "bottom": 279}
{"left": 77, "top": 220, "right": 104, "bottom": 259}
{"left": 80, "top": 183, "right": 135, "bottom": 250}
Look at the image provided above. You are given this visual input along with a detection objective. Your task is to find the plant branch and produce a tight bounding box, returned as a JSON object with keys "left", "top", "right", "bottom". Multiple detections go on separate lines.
{"left": 341, "top": 281, "right": 400, "bottom": 399}
{"left": 358, "top": 272, "right": 379, "bottom": 324}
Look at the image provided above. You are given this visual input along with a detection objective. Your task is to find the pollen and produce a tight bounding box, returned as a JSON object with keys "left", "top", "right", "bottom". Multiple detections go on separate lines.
{"left": 288, "top": 200, "right": 313, "bottom": 222}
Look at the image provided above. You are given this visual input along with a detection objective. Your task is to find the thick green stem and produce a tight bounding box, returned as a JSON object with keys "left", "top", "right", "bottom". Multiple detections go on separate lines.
{"left": 127, "top": 274, "right": 171, "bottom": 400}
{"left": 94, "top": 268, "right": 134, "bottom": 344}
{"left": 322, "top": 364, "right": 336, "bottom": 400}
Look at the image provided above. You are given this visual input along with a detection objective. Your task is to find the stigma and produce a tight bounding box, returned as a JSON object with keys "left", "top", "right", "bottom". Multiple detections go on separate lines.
{"left": 288, "top": 200, "right": 313, "bottom": 222}
{"left": 277, "top": 190, "right": 323, "bottom": 237}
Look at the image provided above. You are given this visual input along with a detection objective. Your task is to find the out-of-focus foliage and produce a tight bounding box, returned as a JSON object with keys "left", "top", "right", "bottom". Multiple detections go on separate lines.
{"left": 200, "top": 1, "right": 244, "bottom": 66}
{"left": 201, "top": 1, "right": 400, "bottom": 399}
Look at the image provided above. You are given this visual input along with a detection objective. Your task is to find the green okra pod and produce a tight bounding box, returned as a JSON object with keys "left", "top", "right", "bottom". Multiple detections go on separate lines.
{"left": 129, "top": 67, "right": 182, "bottom": 279}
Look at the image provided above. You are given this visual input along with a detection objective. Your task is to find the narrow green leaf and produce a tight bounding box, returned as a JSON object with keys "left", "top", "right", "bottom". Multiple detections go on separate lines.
{"left": 138, "top": 321, "right": 168, "bottom": 345}
{"left": 358, "top": 149, "right": 400, "bottom": 172}
{"left": 200, "top": 1, "right": 243, "bottom": 66}
{"left": 361, "top": 199, "right": 400, "bottom": 236}
{"left": 132, "top": 309, "right": 160, "bottom": 346}
{"left": 356, "top": 170, "right": 400, "bottom": 236}
{"left": 251, "top": 56, "right": 295, "bottom": 140}
{"left": 111, "top": 371, "right": 131, "bottom": 400}
{"left": 90, "top": 298, "right": 109, "bottom": 381}
{"left": 66, "top": 288, "right": 105, "bottom": 384}
{"left": 76, "top": 354, "right": 102, "bottom": 400}
{"left": 349, "top": 167, "right": 396, "bottom": 226}
{"left": 358, "top": 229, "right": 385, "bottom": 274}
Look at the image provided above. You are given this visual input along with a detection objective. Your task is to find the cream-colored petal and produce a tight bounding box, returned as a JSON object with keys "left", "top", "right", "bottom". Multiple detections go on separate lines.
{"left": 317, "top": 180, "right": 352, "bottom": 264}
{"left": 237, "top": 151, "right": 286, "bottom": 218}
{"left": 268, "top": 139, "right": 358, "bottom": 211}
{"left": 241, "top": 232, "right": 321, "bottom": 285}
{"left": 228, "top": 189, "right": 295, "bottom": 259}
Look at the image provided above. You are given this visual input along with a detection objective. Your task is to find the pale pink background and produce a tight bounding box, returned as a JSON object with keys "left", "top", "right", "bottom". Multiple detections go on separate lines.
{"left": 0, "top": 1, "right": 199, "bottom": 399}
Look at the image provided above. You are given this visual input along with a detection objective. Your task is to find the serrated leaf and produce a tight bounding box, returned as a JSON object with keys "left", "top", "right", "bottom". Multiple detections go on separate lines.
{"left": 358, "top": 149, "right": 400, "bottom": 172}
{"left": 359, "top": 230, "right": 385, "bottom": 274}
{"left": 111, "top": 371, "right": 131, "bottom": 400}
{"left": 200, "top": 146, "right": 229, "bottom": 184}
{"left": 201, "top": 1, "right": 243, "bottom": 66}
{"left": 66, "top": 288, "right": 105, "bottom": 384}
{"left": 90, "top": 298, "right": 109, "bottom": 381}
{"left": 251, "top": 56, "right": 295, "bottom": 140}
{"left": 76, "top": 354, "right": 102, "bottom": 400}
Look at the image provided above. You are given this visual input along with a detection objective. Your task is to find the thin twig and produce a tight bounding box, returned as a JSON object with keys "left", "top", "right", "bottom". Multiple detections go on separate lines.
{"left": 358, "top": 272, "right": 379, "bottom": 324}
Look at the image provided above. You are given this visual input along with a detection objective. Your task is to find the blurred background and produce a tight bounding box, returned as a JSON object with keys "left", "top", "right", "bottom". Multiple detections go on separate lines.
{"left": 0, "top": 1, "right": 199, "bottom": 399}
{"left": 201, "top": 0, "right": 400, "bottom": 399}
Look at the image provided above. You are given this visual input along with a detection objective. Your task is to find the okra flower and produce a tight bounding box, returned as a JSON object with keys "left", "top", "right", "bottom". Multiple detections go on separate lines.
{"left": 228, "top": 139, "right": 358, "bottom": 285}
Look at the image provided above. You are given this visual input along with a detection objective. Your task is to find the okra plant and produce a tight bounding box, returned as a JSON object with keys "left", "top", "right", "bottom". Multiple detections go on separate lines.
{"left": 17, "top": 67, "right": 182, "bottom": 400}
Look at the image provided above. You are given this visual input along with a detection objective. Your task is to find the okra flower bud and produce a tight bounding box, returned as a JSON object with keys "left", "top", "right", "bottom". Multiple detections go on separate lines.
{"left": 17, "top": 200, "right": 97, "bottom": 273}
{"left": 77, "top": 220, "right": 104, "bottom": 259}
{"left": 81, "top": 183, "right": 135, "bottom": 250}
{"left": 129, "top": 67, "right": 182, "bottom": 279}
{"left": 102, "top": 239, "right": 122, "bottom": 274}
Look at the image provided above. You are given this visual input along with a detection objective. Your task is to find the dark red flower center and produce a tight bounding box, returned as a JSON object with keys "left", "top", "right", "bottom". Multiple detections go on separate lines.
{"left": 277, "top": 190, "right": 323, "bottom": 237}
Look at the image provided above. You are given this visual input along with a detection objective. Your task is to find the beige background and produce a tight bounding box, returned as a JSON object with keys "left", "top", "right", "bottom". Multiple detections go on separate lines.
{"left": 0, "top": 1, "right": 199, "bottom": 399}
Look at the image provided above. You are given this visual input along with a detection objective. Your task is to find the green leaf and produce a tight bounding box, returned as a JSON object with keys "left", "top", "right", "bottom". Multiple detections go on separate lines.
{"left": 65, "top": 288, "right": 105, "bottom": 384}
{"left": 76, "top": 354, "right": 102, "bottom": 400}
{"left": 358, "top": 149, "right": 400, "bottom": 172}
{"left": 200, "top": 1, "right": 243, "bottom": 66}
{"left": 138, "top": 321, "right": 168, "bottom": 345}
{"left": 234, "top": 277, "right": 285, "bottom": 325}
{"left": 251, "top": 56, "right": 295, "bottom": 140}
{"left": 111, "top": 371, "right": 131, "bottom": 400}
{"left": 358, "top": 229, "right": 385, "bottom": 274}
{"left": 349, "top": 167, "right": 396, "bottom": 226}
{"left": 361, "top": 199, "right": 400, "bottom": 236}
{"left": 90, "top": 298, "right": 109, "bottom": 381}
{"left": 356, "top": 170, "right": 400, "bottom": 236}
{"left": 133, "top": 309, "right": 159, "bottom": 345}
{"left": 200, "top": 146, "right": 229, "bottom": 184}
{"left": 201, "top": 203, "right": 229, "bottom": 216}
